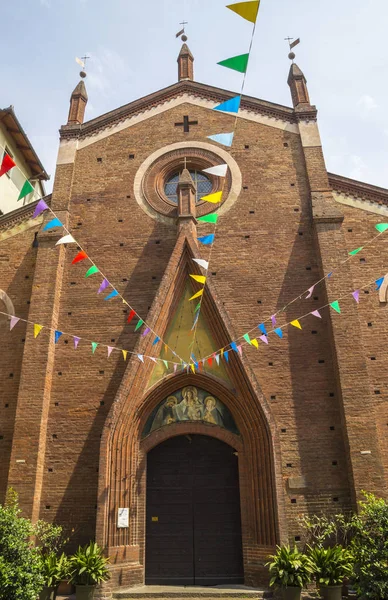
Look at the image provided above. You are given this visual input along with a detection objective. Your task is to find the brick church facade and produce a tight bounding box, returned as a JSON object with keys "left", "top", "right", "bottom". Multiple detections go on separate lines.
{"left": 0, "top": 44, "right": 387, "bottom": 596}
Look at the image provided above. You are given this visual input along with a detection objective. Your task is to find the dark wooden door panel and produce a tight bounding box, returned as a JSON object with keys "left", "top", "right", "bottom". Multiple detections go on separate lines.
{"left": 145, "top": 435, "right": 243, "bottom": 586}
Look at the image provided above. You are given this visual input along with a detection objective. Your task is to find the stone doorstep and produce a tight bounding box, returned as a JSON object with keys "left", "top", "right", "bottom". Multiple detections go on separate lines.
{"left": 111, "top": 585, "right": 272, "bottom": 599}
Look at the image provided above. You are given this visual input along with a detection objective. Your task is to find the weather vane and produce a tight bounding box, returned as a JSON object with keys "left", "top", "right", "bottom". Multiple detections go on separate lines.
{"left": 75, "top": 54, "right": 90, "bottom": 79}
{"left": 284, "top": 37, "right": 300, "bottom": 62}
{"left": 176, "top": 20, "right": 188, "bottom": 42}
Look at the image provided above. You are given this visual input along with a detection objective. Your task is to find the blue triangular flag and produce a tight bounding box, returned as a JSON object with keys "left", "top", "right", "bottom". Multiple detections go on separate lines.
{"left": 224, "top": 350, "right": 229, "bottom": 362}
{"left": 213, "top": 96, "right": 241, "bottom": 114}
{"left": 104, "top": 290, "right": 119, "bottom": 301}
{"left": 152, "top": 336, "right": 161, "bottom": 345}
{"left": 258, "top": 323, "right": 267, "bottom": 335}
{"left": 207, "top": 132, "right": 234, "bottom": 147}
{"left": 274, "top": 328, "right": 283, "bottom": 339}
{"left": 376, "top": 277, "right": 385, "bottom": 290}
{"left": 43, "top": 218, "right": 62, "bottom": 231}
{"left": 198, "top": 234, "right": 215, "bottom": 245}
{"left": 54, "top": 330, "right": 63, "bottom": 344}
{"left": 231, "top": 341, "right": 239, "bottom": 353}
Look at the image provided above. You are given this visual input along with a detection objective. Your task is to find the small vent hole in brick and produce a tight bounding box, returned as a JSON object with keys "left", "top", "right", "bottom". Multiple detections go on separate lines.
{"left": 212, "top": 272, "right": 217, "bottom": 276}
{"left": 364, "top": 290, "right": 369, "bottom": 294}
{"left": 118, "top": 219, "right": 123, "bottom": 223}
{"left": 123, "top": 309, "right": 127, "bottom": 314}
{"left": 68, "top": 312, "right": 72, "bottom": 316}
{"left": 330, "top": 393, "right": 335, "bottom": 397}
{"left": 313, "top": 296, "right": 319, "bottom": 300}
{"left": 257, "top": 300, "right": 262, "bottom": 304}
{"left": 330, "top": 426, "right": 335, "bottom": 431}
{"left": 294, "top": 207, "right": 299, "bottom": 211}
{"left": 70, "top": 282, "right": 76, "bottom": 286}
{"left": 306, "top": 266, "right": 311, "bottom": 270}
{"left": 58, "top": 372, "right": 62, "bottom": 376}
{"left": 100, "top": 400, "right": 105, "bottom": 405}
{"left": 87, "top": 198, "right": 91, "bottom": 202}
{"left": 299, "top": 232, "right": 303, "bottom": 236}
{"left": 244, "top": 145, "right": 249, "bottom": 149}
{"left": 97, "top": 157, "right": 102, "bottom": 163}
{"left": 249, "top": 210, "right": 255, "bottom": 214}
{"left": 370, "top": 356, "right": 376, "bottom": 360}
{"left": 291, "top": 499, "right": 297, "bottom": 504}
{"left": 245, "top": 235, "right": 250, "bottom": 239}
{"left": 368, "top": 322, "right": 373, "bottom": 327}
{"left": 99, "top": 372, "right": 104, "bottom": 376}
{"left": 5, "top": 404, "right": 9, "bottom": 408}
{"left": 332, "top": 461, "right": 338, "bottom": 466}
{"left": 291, "top": 183, "right": 295, "bottom": 187}
{"left": 46, "top": 505, "right": 51, "bottom": 510}
{"left": 333, "top": 497, "right": 339, "bottom": 502}
{"left": 312, "top": 331, "right": 317, "bottom": 334}
{"left": 271, "top": 395, "right": 276, "bottom": 400}
{"left": 294, "top": 536, "right": 301, "bottom": 541}
{"left": 64, "top": 340, "right": 68, "bottom": 345}
{"left": 120, "top": 243, "right": 124, "bottom": 247}
{"left": 375, "top": 390, "right": 381, "bottom": 394}
{"left": 25, "top": 275, "right": 29, "bottom": 279}
{"left": 281, "top": 428, "right": 287, "bottom": 433}
{"left": 111, "top": 339, "right": 115, "bottom": 342}
{"left": 286, "top": 463, "right": 292, "bottom": 468}
{"left": 155, "top": 240, "right": 161, "bottom": 244}
{"left": 0, "top": 436, "right": 3, "bottom": 440}
{"left": 27, "top": 300, "right": 30, "bottom": 304}
{"left": 129, "top": 154, "right": 135, "bottom": 159}
{"left": 54, "top": 402, "right": 59, "bottom": 406}
{"left": 243, "top": 186, "right": 248, "bottom": 190}
{"left": 360, "top": 258, "right": 366, "bottom": 262}
{"left": 268, "top": 362, "right": 273, "bottom": 366}
{"left": 318, "top": 359, "right": 325, "bottom": 364}
{"left": 126, "top": 195, "right": 131, "bottom": 199}
{"left": 9, "top": 373, "right": 13, "bottom": 378}
{"left": 77, "top": 222, "right": 82, "bottom": 226}
{"left": 348, "top": 228, "right": 353, "bottom": 232}
{"left": 284, "top": 142, "right": 289, "bottom": 148}
{"left": 48, "top": 468, "right": 53, "bottom": 472}
{"left": 52, "top": 434, "right": 57, "bottom": 439}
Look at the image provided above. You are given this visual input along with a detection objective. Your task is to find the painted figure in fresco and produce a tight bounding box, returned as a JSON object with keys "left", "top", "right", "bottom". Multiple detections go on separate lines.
{"left": 203, "top": 396, "right": 224, "bottom": 427}
{"left": 151, "top": 395, "right": 178, "bottom": 431}
{"left": 175, "top": 386, "right": 202, "bottom": 421}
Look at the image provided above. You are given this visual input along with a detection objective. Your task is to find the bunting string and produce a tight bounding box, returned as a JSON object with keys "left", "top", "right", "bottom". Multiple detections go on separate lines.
{"left": 189, "top": 1, "right": 261, "bottom": 358}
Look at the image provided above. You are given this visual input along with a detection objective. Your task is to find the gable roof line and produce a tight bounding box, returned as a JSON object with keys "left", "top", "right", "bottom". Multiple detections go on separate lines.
{"left": 60, "top": 80, "right": 297, "bottom": 140}
{"left": 329, "top": 172, "right": 388, "bottom": 207}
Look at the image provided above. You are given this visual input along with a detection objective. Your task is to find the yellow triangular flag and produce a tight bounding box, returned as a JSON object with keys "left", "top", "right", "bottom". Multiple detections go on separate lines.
{"left": 34, "top": 324, "right": 43, "bottom": 338}
{"left": 221, "top": 348, "right": 224, "bottom": 358}
{"left": 190, "top": 274, "right": 206, "bottom": 284}
{"left": 201, "top": 191, "right": 223, "bottom": 204}
{"left": 290, "top": 319, "right": 302, "bottom": 330}
{"left": 190, "top": 363, "right": 195, "bottom": 373}
{"left": 227, "top": 1, "right": 260, "bottom": 23}
{"left": 189, "top": 289, "right": 204, "bottom": 301}
{"left": 122, "top": 350, "right": 128, "bottom": 361}
{"left": 251, "top": 338, "right": 259, "bottom": 349}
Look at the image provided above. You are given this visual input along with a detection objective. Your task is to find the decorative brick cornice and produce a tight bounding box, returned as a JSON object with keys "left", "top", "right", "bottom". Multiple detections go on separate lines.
{"left": 328, "top": 172, "right": 388, "bottom": 207}
{"left": 0, "top": 195, "right": 52, "bottom": 231}
{"left": 59, "top": 81, "right": 296, "bottom": 140}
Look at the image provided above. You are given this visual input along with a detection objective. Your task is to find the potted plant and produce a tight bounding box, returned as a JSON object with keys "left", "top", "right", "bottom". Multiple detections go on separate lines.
{"left": 309, "top": 545, "right": 353, "bottom": 600}
{"left": 68, "top": 542, "right": 110, "bottom": 600}
{"left": 266, "top": 544, "right": 315, "bottom": 600}
{"left": 39, "top": 552, "right": 70, "bottom": 600}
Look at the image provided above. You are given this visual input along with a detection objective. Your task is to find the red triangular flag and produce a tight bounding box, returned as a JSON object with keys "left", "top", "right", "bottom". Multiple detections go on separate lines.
{"left": 72, "top": 251, "right": 88, "bottom": 264}
{"left": 127, "top": 309, "right": 136, "bottom": 324}
{"left": 0, "top": 153, "right": 16, "bottom": 177}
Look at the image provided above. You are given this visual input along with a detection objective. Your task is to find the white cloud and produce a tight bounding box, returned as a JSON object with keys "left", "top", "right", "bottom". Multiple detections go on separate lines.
{"left": 357, "top": 94, "right": 378, "bottom": 112}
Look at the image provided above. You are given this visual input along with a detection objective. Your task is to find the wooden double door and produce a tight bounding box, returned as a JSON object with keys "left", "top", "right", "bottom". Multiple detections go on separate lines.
{"left": 145, "top": 434, "right": 244, "bottom": 586}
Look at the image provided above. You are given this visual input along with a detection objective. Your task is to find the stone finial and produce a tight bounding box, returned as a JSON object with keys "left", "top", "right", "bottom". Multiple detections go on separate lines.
{"left": 67, "top": 80, "right": 88, "bottom": 125}
{"left": 287, "top": 63, "right": 310, "bottom": 108}
{"left": 178, "top": 43, "right": 194, "bottom": 82}
{"left": 176, "top": 168, "right": 197, "bottom": 235}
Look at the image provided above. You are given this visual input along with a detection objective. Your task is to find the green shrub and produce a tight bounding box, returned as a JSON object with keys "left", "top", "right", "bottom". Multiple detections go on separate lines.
{"left": 350, "top": 492, "right": 388, "bottom": 600}
{"left": 40, "top": 552, "right": 70, "bottom": 589}
{"left": 0, "top": 488, "right": 44, "bottom": 600}
{"left": 309, "top": 545, "right": 353, "bottom": 586}
{"left": 266, "top": 545, "right": 315, "bottom": 588}
{"left": 68, "top": 542, "right": 110, "bottom": 586}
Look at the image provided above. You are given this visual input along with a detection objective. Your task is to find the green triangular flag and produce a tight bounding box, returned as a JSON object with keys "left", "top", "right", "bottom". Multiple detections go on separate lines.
{"left": 18, "top": 179, "right": 34, "bottom": 201}
{"left": 91, "top": 342, "right": 98, "bottom": 354}
{"left": 330, "top": 301, "right": 341, "bottom": 314}
{"left": 163, "top": 360, "right": 168, "bottom": 369}
{"left": 243, "top": 333, "right": 252, "bottom": 344}
{"left": 134, "top": 319, "right": 144, "bottom": 332}
{"left": 194, "top": 302, "right": 201, "bottom": 313}
{"left": 85, "top": 265, "right": 99, "bottom": 278}
{"left": 198, "top": 214, "right": 218, "bottom": 224}
{"left": 349, "top": 247, "right": 363, "bottom": 255}
{"left": 218, "top": 53, "right": 249, "bottom": 73}
{"left": 375, "top": 223, "right": 388, "bottom": 233}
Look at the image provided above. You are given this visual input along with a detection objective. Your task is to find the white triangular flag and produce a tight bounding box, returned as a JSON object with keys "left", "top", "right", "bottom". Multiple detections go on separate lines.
{"left": 56, "top": 234, "right": 76, "bottom": 246}
{"left": 193, "top": 258, "right": 209, "bottom": 270}
{"left": 75, "top": 57, "right": 85, "bottom": 68}
{"left": 202, "top": 164, "right": 228, "bottom": 177}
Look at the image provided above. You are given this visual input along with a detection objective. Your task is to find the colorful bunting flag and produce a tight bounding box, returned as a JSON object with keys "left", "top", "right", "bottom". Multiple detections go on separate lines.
{"left": 258, "top": 323, "right": 267, "bottom": 335}
{"left": 197, "top": 214, "right": 218, "bottom": 224}
{"left": 190, "top": 274, "right": 207, "bottom": 284}
{"left": 259, "top": 334, "right": 268, "bottom": 344}
{"left": 213, "top": 95, "right": 241, "bottom": 113}
{"left": 198, "top": 234, "right": 215, "bottom": 245}
{"left": 163, "top": 360, "right": 168, "bottom": 369}
{"left": 201, "top": 191, "right": 223, "bottom": 204}
{"left": 91, "top": 342, "right": 98, "bottom": 354}
{"left": 352, "top": 290, "right": 360, "bottom": 303}
{"left": 237, "top": 345, "right": 243, "bottom": 355}
{"left": 134, "top": 319, "right": 144, "bottom": 331}
{"left": 152, "top": 336, "right": 161, "bottom": 345}
{"left": 375, "top": 223, "right": 388, "bottom": 233}
{"left": 190, "top": 363, "right": 195, "bottom": 373}
{"left": 122, "top": 350, "right": 128, "bottom": 361}
{"left": 98, "top": 279, "right": 110, "bottom": 294}
{"left": 330, "top": 301, "right": 341, "bottom": 314}
{"left": 18, "top": 180, "right": 34, "bottom": 201}
{"left": 10, "top": 316, "right": 20, "bottom": 331}
{"left": 231, "top": 341, "right": 239, "bottom": 353}
{"left": 349, "top": 247, "right": 363, "bottom": 256}
{"left": 290, "top": 319, "right": 302, "bottom": 329}
{"left": 54, "top": 330, "right": 63, "bottom": 344}
{"left": 85, "top": 265, "right": 99, "bottom": 277}
{"left": 274, "top": 328, "right": 283, "bottom": 338}
{"left": 34, "top": 324, "right": 43, "bottom": 338}
{"left": 218, "top": 53, "right": 249, "bottom": 73}
{"left": 189, "top": 289, "right": 204, "bottom": 301}
{"left": 215, "top": 354, "right": 220, "bottom": 365}
{"left": 271, "top": 315, "right": 277, "bottom": 326}
{"left": 104, "top": 290, "right": 119, "bottom": 301}
{"left": 251, "top": 338, "right": 259, "bottom": 349}
{"left": 224, "top": 350, "right": 229, "bottom": 362}
{"left": 311, "top": 310, "right": 322, "bottom": 318}
{"left": 43, "top": 218, "right": 62, "bottom": 231}
{"left": 56, "top": 234, "right": 76, "bottom": 246}
{"left": 0, "top": 153, "right": 16, "bottom": 177}
{"left": 202, "top": 164, "right": 228, "bottom": 177}
{"left": 72, "top": 251, "right": 88, "bottom": 264}
{"left": 305, "top": 285, "right": 315, "bottom": 299}
{"left": 174, "top": 364, "right": 178, "bottom": 373}
{"left": 137, "top": 354, "right": 144, "bottom": 363}
{"left": 243, "top": 333, "right": 252, "bottom": 344}
{"left": 194, "top": 301, "right": 201, "bottom": 312}
{"left": 193, "top": 258, "right": 209, "bottom": 270}
{"left": 127, "top": 309, "right": 136, "bottom": 323}
{"left": 73, "top": 336, "right": 80, "bottom": 349}
{"left": 226, "top": 1, "right": 260, "bottom": 23}
{"left": 375, "top": 277, "right": 385, "bottom": 290}
{"left": 207, "top": 132, "right": 234, "bottom": 147}
{"left": 32, "top": 199, "right": 49, "bottom": 218}
{"left": 142, "top": 327, "right": 151, "bottom": 336}
{"left": 107, "top": 346, "right": 114, "bottom": 357}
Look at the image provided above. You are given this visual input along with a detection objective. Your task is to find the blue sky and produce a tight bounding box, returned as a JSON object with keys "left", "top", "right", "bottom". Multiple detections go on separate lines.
{"left": 3, "top": 0, "right": 387, "bottom": 192}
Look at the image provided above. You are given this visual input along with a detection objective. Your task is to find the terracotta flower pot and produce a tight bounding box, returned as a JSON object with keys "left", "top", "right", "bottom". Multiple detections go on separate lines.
{"left": 319, "top": 584, "right": 343, "bottom": 600}
{"left": 281, "top": 587, "right": 302, "bottom": 600}
{"left": 76, "top": 584, "right": 96, "bottom": 600}
{"left": 39, "top": 586, "right": 57, "bottom": 600}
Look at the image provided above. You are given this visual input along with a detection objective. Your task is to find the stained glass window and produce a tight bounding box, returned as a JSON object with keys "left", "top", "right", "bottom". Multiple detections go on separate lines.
{"left": 164, "top": 170, "right": 213, "bottom": 204}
